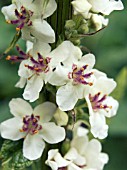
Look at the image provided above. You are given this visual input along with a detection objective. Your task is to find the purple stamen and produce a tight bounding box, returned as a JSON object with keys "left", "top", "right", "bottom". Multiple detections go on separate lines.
{"left": 89, "top": 93, "right": 112, "bottom": 111}
{"left": 25, "top": 53, "right": 51, "bottom": 74}
{"left": 6, "top": 46, "right": 29, "bottom": 62}
{"left": 68, "top": 64, "right": 93, "bottom": 86}
{"left": 20, "top": 114, "right": 42, "bottom": 135}
{"left": 11, "top": 20, "right": 19, "bottom": 24}
{"left": 7, "top": 6, "right": 33, "bottom": 31}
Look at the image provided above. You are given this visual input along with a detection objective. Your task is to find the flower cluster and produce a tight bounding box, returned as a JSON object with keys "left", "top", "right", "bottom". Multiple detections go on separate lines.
{"left": 72, "top": 0, "right": 124, "bottom": 30}
{"left": 0, "top": 0, "right": 124, "bottom": 169}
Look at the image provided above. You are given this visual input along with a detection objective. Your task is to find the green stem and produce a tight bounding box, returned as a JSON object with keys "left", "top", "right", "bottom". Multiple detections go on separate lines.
{"left": 48, "top": 0, "right": 72, "bottom": 47}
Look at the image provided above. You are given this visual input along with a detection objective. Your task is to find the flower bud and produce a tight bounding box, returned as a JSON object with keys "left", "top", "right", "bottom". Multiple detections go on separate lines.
{"left": 78, "top": 23, "right": 89, "bottom": 34}
{"left": 65, "top": 20, "right": 76, "bottom": 30}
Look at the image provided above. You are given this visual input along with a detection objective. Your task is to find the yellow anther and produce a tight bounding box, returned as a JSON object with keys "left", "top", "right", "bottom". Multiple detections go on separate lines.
{"left": 34, "top": 67, "right": 39, "bottom": 71}
{"left": 33, "top": 130, "right": 38, "bottom": 134}
{"left": 24, "top": 64, "right": 28, "bottom": 67}
{"left": 100, "top": 105, "right": 104, "bottom": 108}
{"left": 6, "top": 56, "right": 11, "bottom": 60}
{"left": 109, "top": 106, "right": 112, "bottom": 109}
{"left": 19, "top": 129, "right": 24, "bottom": 132}
{"left": 16, "top": 27, "right": 21, "bottom": 31}
{"left": 6, "top": 20, "right": 11, "bottom": 24}
{"left": 89, "top": 82, "right": 93, "bottom": 86}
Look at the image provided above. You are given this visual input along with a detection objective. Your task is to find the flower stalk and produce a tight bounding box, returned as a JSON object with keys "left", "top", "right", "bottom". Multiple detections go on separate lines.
{"left": 48, "top": 0, "right": 72, "bottom": 46}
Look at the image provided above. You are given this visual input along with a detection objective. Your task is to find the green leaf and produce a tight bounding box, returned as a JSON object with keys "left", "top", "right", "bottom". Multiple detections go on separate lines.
{"left": 0, "top": 140, "right": 23, "bottom": 162}
{"left": 10, "top": 150, "right": 33, "bottom": 170}
{"left": 0, "top": 140, "right": 33, "bottom": 170}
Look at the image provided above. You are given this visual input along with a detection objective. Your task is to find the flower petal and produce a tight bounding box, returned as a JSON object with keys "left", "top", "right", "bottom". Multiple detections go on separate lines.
{"left": 26, "top": 41, "right": 33, "bottom": 53}
{"left": 1, "top": 4, "right": 17, "bottom": 20}
{"left": 78, "top": 53, "right": 95, "bottom": 70}
{"left": 73, "top": 121, "right": 89, "bottom": 137}
{"left": 46, "top": 161, "right": 58, "bottom": 170}
{"left": 71, "top": 136, "right": 89, "bottom": 155}
{"left": 90, "top": 114, "right": 108, "bottom": 139}
{"left": 23, "top": 75, "right": 44, "bottom": 102}
{"left": 89, "top": 0, "right": 124, "bottom": 15}
{"left": 18, "top": 60, "right": 32, "bottom": 78}
{"left": 15, "top": 77, "right": 26, "bottom": 88}
{"left": 71, "top": 0, "right": 92, "bottom": 18}
{"left": 50, "top": 41, "right": 82, "bottom": 67}
{"left": 32, "top": 40, "right": 51, "bottom": 57}
{"left": 9, "top": 98, "right": 33, "bottom": 117}
{"left": 46, "top": 149, "right": 70, "bottom": 170}
{"left": 65, "top": 148, "right": 86, "bottom": 166}
{"left": 42, "top": 0, "right": 57, "bottom": 19}
{"left": 23, "top": 134, "right": 45, "bottom": 160}
{"left": 0, "top": 117, "right": 25, "bottom": 140}
{"left": 56, "top": 83, "right": 79, "bottom": 111}
{"left": 103, "top": 96, "right": 119, "bottom": 118}
{"left": 93, "top": 76, "right": 116, "bottom": 95}
{"left": 40, "top": 122, "right": 65, "bottom": 144}
{"left": 48, "top": 65, "right": 69, "bottom": 86}
{"left": 31, "top": 19, "right": 55, "bottom": 43}
{"left": 33, "top": 102, "right": 56, "bottom": 123}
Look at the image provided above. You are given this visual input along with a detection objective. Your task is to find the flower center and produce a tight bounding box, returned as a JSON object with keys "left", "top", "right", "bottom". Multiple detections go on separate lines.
{"left": 6, "top": 45, "right": 29, "bottom": 62}
{"left": 25, "top": 53, "right": 51, "bottom": 74}
{"left": 68, "top": 64, "right": 93, "bottom": 86}
{"left": 20, "top": 114, "right": 42, "bottom": 135}
{"left": 89, "top": 92, "right": 112, "bottom": 112}
{"left": 7, "top": 6, "right": 33, "bottom": 31}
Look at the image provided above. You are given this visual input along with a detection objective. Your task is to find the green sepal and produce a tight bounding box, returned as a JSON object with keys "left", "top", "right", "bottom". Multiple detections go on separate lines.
{"left": 45, "top": 83, "right": 57, "bottom": 96}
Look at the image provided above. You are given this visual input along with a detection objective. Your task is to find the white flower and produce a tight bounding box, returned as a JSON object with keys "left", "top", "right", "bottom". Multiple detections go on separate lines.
{"left": 17, "top": 41, "right": 84, "bottom": 102}
{"left": 91, "top": 14, "right": 109, "bottom": 31}
{"left": 48, "top": 41, "right": 95, "bottom": 111}
{"left": 46, "top": 136, "right": 109, "bottom": 170}
{"left": 88, "top": 0, "right": 124, "bottom": 15}
{"left": 69, "top": 136, "right": 109, "bottom": 170}
{"left": 85, "top": 70, "right": 119, "bottom": 139}
{"left": 0, "top": 98, "right": 65, "bottom": 160}
{"left": 46, "top": 149, "right": 70, "bottom": 170}
{"left": 71, "top": 0, "right": 92, "bottom": 18}
{"left": 1, "top": 0, "right": 57, "bottom": 43}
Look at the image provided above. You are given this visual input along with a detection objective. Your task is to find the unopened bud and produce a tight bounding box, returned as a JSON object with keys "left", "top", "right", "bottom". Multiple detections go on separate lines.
{"left": 78, "top": 24, "right": 89, "bottom": 34}
{"left": 65, "top": 20, "right": 76, "bottom": 30}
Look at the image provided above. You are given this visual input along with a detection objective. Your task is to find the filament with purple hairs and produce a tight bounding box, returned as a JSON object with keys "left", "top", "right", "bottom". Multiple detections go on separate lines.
{"left": 68, "top": 64, "right": 93, "bottom": 86}
{"left": 20, "top": 114, "right": 42, "bottom": 135}
{"left": 89, "top": 92, "right": 112, "bottom": 112}
{"left": 7, "top": 6, "right": 33, "bottom": 31}
{"left": 6, "top": 45, "right": 29, "bottom": 62}
{"left": 25, "top": 53, "right": 51, "bottom": 74}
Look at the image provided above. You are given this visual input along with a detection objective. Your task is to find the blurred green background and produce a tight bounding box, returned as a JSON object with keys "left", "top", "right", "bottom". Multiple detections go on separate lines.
{"left": 0, "top": 1, "right": 127, "bottom": 170}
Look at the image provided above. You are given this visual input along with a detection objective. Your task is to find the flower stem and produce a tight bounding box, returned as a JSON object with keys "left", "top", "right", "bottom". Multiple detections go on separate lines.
{"left": 48, "top": 0, "right": 72, "bottom": 47}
